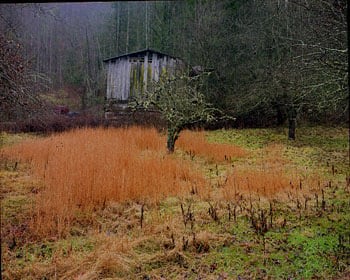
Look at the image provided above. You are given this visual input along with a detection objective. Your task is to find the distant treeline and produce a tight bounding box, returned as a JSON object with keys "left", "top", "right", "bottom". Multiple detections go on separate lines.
{"left": 0, "top": 1, "right": 348, "bottom": 126}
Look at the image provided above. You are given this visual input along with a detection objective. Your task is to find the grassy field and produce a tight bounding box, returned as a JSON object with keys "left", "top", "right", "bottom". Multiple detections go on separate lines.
{"left": 1, "top": 126, "right": 349, "bottom": 279}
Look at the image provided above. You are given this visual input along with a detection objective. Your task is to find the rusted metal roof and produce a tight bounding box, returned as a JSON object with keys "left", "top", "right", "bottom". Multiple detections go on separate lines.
{"left": 103, "top": 48, "right": 181, "bottom": 63}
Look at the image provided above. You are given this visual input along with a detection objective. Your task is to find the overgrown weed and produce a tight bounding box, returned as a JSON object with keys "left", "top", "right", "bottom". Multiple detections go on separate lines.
{"left": 1, "top": 126, "right": 349, "bottom": 279}
{"left": 177, "top": 129, "right": 247, "bottom": 163}
{"left": 2, "top": 127, "right": 207, "bottom": 237}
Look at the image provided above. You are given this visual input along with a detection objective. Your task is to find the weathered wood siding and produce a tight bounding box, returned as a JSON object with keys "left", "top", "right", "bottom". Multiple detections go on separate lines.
{"left": 106, "top": 51, "right": 184, "bottom": 101}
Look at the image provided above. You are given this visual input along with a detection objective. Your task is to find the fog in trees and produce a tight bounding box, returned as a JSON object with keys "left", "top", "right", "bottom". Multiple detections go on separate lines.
{"left": 0, "top": 1, "right": 347, "bottom": 128}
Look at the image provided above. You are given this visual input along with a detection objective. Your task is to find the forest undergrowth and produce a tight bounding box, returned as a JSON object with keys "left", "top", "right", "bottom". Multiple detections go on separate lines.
{"left": 1, "top": 126, "right": 349, "bottom": 279}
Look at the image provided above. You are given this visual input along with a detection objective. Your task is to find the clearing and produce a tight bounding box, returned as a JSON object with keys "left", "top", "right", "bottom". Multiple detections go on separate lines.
{"left": 1, "top": 126, "right": 349, "bottom": 279}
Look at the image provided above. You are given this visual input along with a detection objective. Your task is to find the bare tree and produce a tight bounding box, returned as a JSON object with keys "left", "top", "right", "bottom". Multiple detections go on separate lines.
{"left": 0, "top": 35, "right": 45, "bottom": 121}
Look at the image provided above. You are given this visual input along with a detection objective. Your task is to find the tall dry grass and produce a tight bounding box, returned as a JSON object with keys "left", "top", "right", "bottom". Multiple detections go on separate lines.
{"left": 222, "top": 167, "right": 292, "bottom": 198}
{"left": 221, "top": 143, "right": 322, "bottom": 200}
{"left": 2, "top": 127, "right": 207, "bottom": 237}
{"left": 2, "top": 128, "right": 321, "bottom": 237}
{"left": 177, "top": 130, "right": 247, "bottom": 162}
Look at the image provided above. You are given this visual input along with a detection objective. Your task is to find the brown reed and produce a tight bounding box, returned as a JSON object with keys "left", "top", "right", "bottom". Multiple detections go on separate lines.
{"left": 223, "top": 167, "right": 290, "bottom": 198}
{"left": 222, "top": 165, "right": 321, "bottom": 201}
{"left": 177, "top": 130, "right": 247, "bottom": 162}
{"left": 2, "top": 127, "right": 207, "bottom": 237}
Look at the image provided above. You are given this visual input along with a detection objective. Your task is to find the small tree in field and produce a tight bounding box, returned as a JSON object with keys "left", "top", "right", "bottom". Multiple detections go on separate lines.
{"left": 130, "top": 73, "right": 226, "bottom": 153}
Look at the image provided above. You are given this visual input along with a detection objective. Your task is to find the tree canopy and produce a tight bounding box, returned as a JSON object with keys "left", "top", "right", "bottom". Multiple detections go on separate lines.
{"left": 0, "top": 1, "right": 347, "bottom": 125}
{"left": 130, "top": 73, "right": 226, "bottom": 152}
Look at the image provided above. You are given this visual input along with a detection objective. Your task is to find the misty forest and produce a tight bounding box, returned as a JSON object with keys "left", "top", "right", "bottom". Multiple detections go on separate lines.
{"left": 1, "top": 1, "right": 349, "bottom": 280}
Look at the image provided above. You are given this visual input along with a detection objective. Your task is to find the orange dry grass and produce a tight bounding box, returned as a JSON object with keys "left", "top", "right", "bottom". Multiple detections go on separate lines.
{"left": 223, "top": 167, "right": 291, "bottom": 198}
{"left": 222, "top": 166, "right": 320, "bottom": 200}
{"left": 177, "top": 130, "right": 247, "bottom": 162}
{"left": 219, "top": 143, "right": 321, "bottom": 200}
{"left": 2, "top": 127, "right": 207, "bottom": 237}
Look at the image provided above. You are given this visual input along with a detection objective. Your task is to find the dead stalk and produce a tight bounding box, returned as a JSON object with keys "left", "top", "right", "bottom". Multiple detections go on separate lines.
{"left": 140, "top": 203, "right": 145, "bottom": 229}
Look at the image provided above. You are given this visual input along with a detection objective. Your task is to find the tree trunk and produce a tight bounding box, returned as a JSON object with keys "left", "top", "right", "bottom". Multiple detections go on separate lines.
{"left": 288, "top": 118, "right": 296, "bottom": 140}
{"left": 126, "top": 4, "right": 130, "bottom": 53}
{"left": 79, "top": 85, "right": 87, "bottom": 111}
{"left": 167, "top": 127, "right": 180, "bottom": 153}
{"left": 167, "top": 134, "right": 176, "bottom": 153}
{"left": 145, "top": 1, "right": 149, "bottom": 48}
{"left": 116, "top": 2, "right": 120, "bottom": 54}
{"left": 288, "top": 106, "right": 297, "bottom": 140}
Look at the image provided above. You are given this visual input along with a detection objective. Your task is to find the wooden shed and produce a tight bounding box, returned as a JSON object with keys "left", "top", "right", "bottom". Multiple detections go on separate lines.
{"left": 103, "top": 49, "right": 186, "bottom": 104}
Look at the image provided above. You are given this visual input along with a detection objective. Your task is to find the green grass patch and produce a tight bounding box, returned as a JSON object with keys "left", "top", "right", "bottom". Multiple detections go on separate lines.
{"left": 0, "top": 132, "right": 37, "bottom": 148}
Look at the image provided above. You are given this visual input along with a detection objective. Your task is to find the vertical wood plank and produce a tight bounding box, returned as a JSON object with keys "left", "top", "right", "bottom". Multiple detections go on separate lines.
{"left": 121, "top": 58, "right": 126, "bottom": 100}
{"left": 143, "top": 52, "right": 148, "bottom": 94}
{"left": 106, "top": 51, "right": 185, "bottom": 102}
{"left": 106, "top": 62, "right": 112, "bottom": 99}
{"left": 125, "top": 57, "right": 131, "bottom": 100}
{"left": 116, "top": 58, "right": 122, "bottom": 100}
{"left": 152, "top": 53, "right": 158, "bottom": 82}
